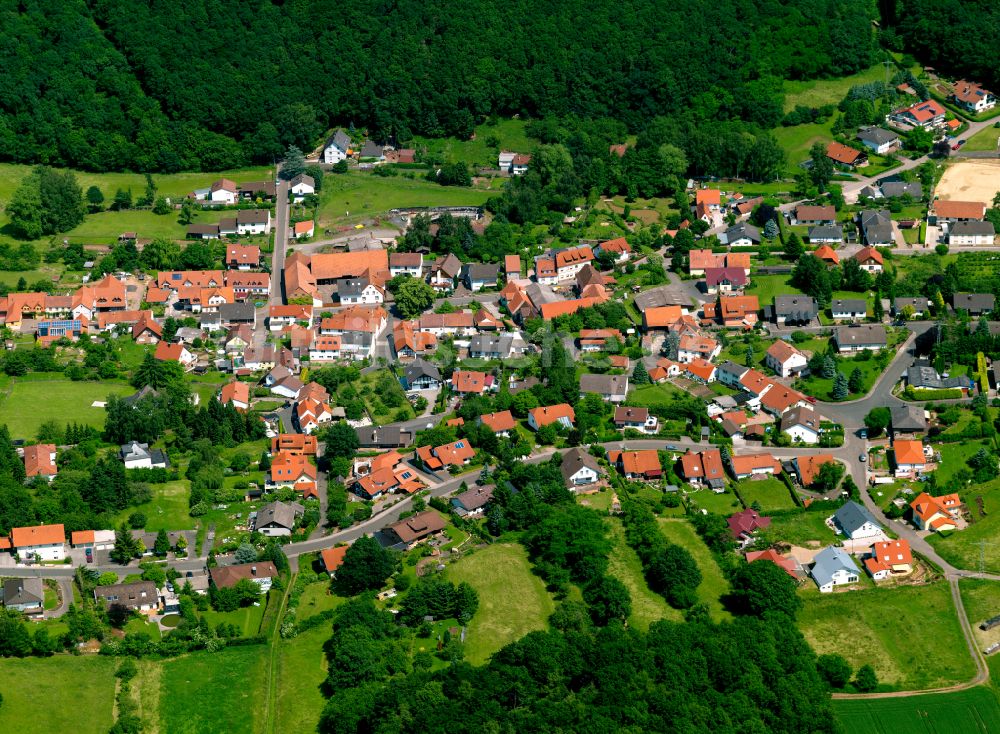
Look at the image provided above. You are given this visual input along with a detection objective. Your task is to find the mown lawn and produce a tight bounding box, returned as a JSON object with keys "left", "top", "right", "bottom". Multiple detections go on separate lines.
{"left": 929, "top": 476, "right": 1000, "bottom": 574}
{"left": 274, "top": 624, "right": 330, "bottom": 734}
{"left": 766, "top": 507, "right": 839, "bottom": 546}
{"left": 798, "top": 582, "right": 976, "bottom": 691}
{"left": 658, "top": 519, "right": 731, "bottom": 620}
{"left": 317, "top": 171, "right": 492, "bottom": 227}
{"left": 412, "top": 118, "right": 535, "bottom": 167}
{"left": 159, "top": 644, "right": 268, "bottom": 734}
{"left": 0, "top": 376, "right": 132, "bottom": 439}
{"left": 627, "top": 381, "right": 690, "bottom": 409}
{"left": 794, "top": 352, "right": 886, "bottom": 401}
{"left": 745, "top": 273, "right": 804, "bottom": 307}
{"left": 736, "top": 477, "right": 797, "bottom": 511}
{"left": 297, "top": 581, "right": 346, "bottom": 619}
{"left": 685, "top": 487, "right": 744, "bottom": 515}
{"left": 771, "top": 122, "right": 835, "bottom": 174}
{"left": 200, "top": 598, "right": 267, "bottom": 637}
{"left": 607, "top": 519, "right": 680, "bottom": 630}
{"left": 443, "top": 543, "right": 555, "bottom": 664}
{"left": 63, "top": 207, "right": 231, "bottom": 244}
{"left": 782, "top": 64, "right": 890, "bottom": 113}
{"left": 834, "top": 686, "right": 1000, "bottom": 734}
{"left": 115, "top": 480, "right": 195, "bottom": 531}
{"left": 0, "top": 655, "right": 118, "bottom": 734}
{"left": 964, "top": 123, "right": 1000, "bottom": 152}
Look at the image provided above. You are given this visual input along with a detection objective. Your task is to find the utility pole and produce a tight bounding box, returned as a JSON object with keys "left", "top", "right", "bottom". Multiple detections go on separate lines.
{"left": 974, "top": 540, "right": 993, "bottom": 575}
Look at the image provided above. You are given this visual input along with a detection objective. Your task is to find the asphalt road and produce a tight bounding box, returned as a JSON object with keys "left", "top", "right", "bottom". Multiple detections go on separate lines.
{"left": 271, "top": 178, "right": 290, "bottom": 307}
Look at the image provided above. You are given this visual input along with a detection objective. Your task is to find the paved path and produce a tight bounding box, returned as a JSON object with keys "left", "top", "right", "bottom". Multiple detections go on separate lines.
{"left": 271, "top": 178, "right": 290, "bottom": 307}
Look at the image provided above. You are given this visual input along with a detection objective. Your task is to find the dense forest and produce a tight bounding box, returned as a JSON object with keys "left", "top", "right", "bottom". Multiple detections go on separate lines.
{"left": 0, "top": 0, "right": 877, "bottom": 171}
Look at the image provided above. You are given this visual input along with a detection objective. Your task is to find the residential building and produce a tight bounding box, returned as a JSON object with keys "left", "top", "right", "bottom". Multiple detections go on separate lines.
{"left": 858, "top": 211, "right": 893, "bottom": 248}
{"left": 527, "top": 404, "right": 575, "bottom": 431}
{"left": 225, "top": 244, "right": 261, "bottom": 270}
{"left": 792, "top": 454, "right": 837, "bottom": 487}
{"left": 355, "top": 425, "right": 414, "bottom": 449}
{"left": 791, "top": 205, "right": 836, "bottom": 226}
{"left": 321, "top": 546, "right": 349, "bottom": 577}
{"left": 780, "top": 406, "right": 823, "bottom": 444}
{"left": 811, "top": 546, "right": 860, "bottom": 592}
{"left": 94, "top": 581, "right": 160, "bottom": 613}
{"left": 679, "top": 449, "right": 725, "bottom": 490}
{"left": 504, "top": 255, "right": 521, "bottom": 280}
{"left": 219, "top": 381, "right": 250, "bottom": 411}
{"left": 254, "top": 501, "right": 304, "bottom": 537}
{"left": 893, "top": 439, "right": 928, "bottom": 476}
{"left": 336, "top": 277, "right": 384, "bottom": 305}
{"left": 416, "top": 440, "right": 476, "bottom": 470}
{"left": 478, "top": 410, "right": 517, "bottom": 436}
{"left": 831, "top": 298, "right": 868, "bottom": 320}
{"left": 268, "top": 304, "right": 312, "bottom": 331}
{"left": 119, "top": 441, "right": 169, "bottom": 470}
{"left": 910, "top": 492, "right": 962, "bottom": 532}
{"left": 289, "top": 173, "right": 315, "bottom": 200}
{"left": 607, "top": 449, "right": 663, "bottom": 481}
{"left": 759, "top": 383, "right": 809, "bottom": 417}
{"left": 70, "top": 530, "right": 115, "bottom": 551}
{"left": 578, "top": 373, "right": 629, "bottom": 403}
{"left": 715, "top": 295, "right": 760, "bottom": 328}
{"left": 386, "top": 511, "right": 447, "bottom": 549}
{"left": 322, "top": 130, "right": 353, "bottom": 164}
{"left": 728, "top": 452, "right": 781, "bottom": 480}
{"left": 210, "top": 562, "right": 278, "bottom": 593}
{"left": 451, "top": 485, "right": 494, "bottom": 517}
{"left": 890, "top": 404, "right": 927, "bottom": 436}
{"left": 952, "top": 80, "right": 995, "bottom": 113}
{"left": 595, "top": 237, "right": 631, "bottom": 262}
{"left": 857, "top": 126, "right": 901, "bottom": 155}
{"left": 684, "top": 358, "right": 717, "bottom": 384}
{"left": 716, "top": 360, "right": 749, "bottom": 388}
{"left": 236, "top": 209, "right": 271, "bottom": 235}
{"left": 23, "top": 444, "right": 57, "bottom": 480}
{"left": 561, "top": 447, "right": 603, "bottom": 489}
{"left": 949, "top": 220, "right": 995, "bottom": 245}
{"left": 865, "top": 539, "right": 913, "bottom": 580}
{"left": 770, "top": 295, "right": 818, "bottom": 325}
{"left": 724, "top": 223, "right": 761, "bottom": 246}
{"left": 402, "top": 358, "right": 441, "bottom": 390}
{"left": 678, "top": 332, "right": 720, "bottom": 363}
{"left": 727, "top": 508, "right": 771, "bottom": 543}
{"left": 931, "top": 201, "right": 987, "bottom": 230}
{"left": 270, "top": 434, "right": 318, "bottom": 456}
{"left": 809, "top": 225, "right": 844, "bottom": 245}
{"left": 11, "top": 523, "right": 65, "bottom": 561}
{"left": 833, "top": 501, "right": 884, "bottom": 540}
{"left": 833, "top": 324, "right": 887, "bottom": 353}
{"left": 953, "top": 292, "right": 996, "bottom": 316}
{"left": 388, "top": 252, "right": 423, "bottom": 278}
{"left": 881, "top": 181, "right": 923, "bottom": 199}
{"left": 462, "top": 263, "right": 501, "bottom": 292}
{"left": 892, "top": 297, "right": 928, "bottom": 318}
{"left": 534, "top": 245, "right": 594, "bottom": 284}
{"left": 826, "top": 141, "right": 867, "bottom": 168}
{"left": 1, "top": 578, "right": 44, "bottom": 614}
{"left": 269, "top": 451, "right": 318, "bottom": 495}
{"left": 765, "top": 340, "right": 808, "bottom": 378}
{"left": 745, "top": 549, "right": 799, "bottom": 578}
{"left": 451, "top": 370, "right": 494, "bottom": 395}
{"left": 613, "top": 406, "right": 658, "bottom": 434}
{"left": 704, "top": 267, "right": 748, "bottom": 295}
{"left": 154, "top": 342, "right": 197, "bottom": 370}
{"left": 890, "top": 99, "right": 946, "bottom": 129}
{"left": 854, "top": 245, "right": 885, "bottom": 273}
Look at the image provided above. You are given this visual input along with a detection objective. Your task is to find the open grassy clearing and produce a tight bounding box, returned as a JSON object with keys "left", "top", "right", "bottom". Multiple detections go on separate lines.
{"left": 960, "top": 578, "right": 1000, "bottom": 654}
{"left": 929, "top": 476, "right": 1000, "bottom": 574}
{"left": 159, "top": 644, "right": 268, "bottom": 734}
{"left": 736, "top": 477, "right": 797, "bottom": 511}
{"left": 62, "top": 208, "right": 231, "bottom": 245}
{"left": 297, "top": 581, "right": 346, "bottom": 619}
{"left": 772, "top": 122, "right": 835, "bottom": 174}
{"left": 114, "top": 481, "right": 195, "bottom": 531}
{"left": 965, "top": 123, "right": 1000, "bottom": 152}
{"left": 745, "top": 273, "right": 804, "bottom": 306}
{"left": 200, "top": 599, "right": 267, "bottom": 637}
{"left": 658, "top": 519, "right": 731, "bottom": 620}
{"left": 274, "top": 624, "right": 329, "bottom": 734}
{"left": 0, "top": 655, "right": 117, "bottom": 734}
{"left": 794, "top": 352, "right": 887, "bottom": 401}
{"left": 317, "top": 171, "right": 492, "bottom": 227}
{"left": 412, "top": 119, "right": 535, "bottom": 168}
{"left": 833, "top": 686, "right": 1000, "bottom": 734}
{"left": 685, "top": 487, "right": 744, "bottom": 515}
{"left": 783, "top": 65, "right": 891, "bottom": 113}
{"left": 443, "top": 543, "right": 555, "bottom": 664}
{"left": 767, "top": 507, "right": 839, "bottom": 546}
{"left": 606, "top": 519, "right": 680, "bottom": 630}
{"left": 798, "top": 582, "right": 975, "bottom": 691}
{"left": 0, "top": 376, "right": 132, "bottom": 440}
{"left": 628, "top": 381, "right": 691, "bottom": 409}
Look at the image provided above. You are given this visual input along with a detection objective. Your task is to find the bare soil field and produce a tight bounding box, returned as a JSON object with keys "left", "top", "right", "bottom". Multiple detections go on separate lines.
{"left": 936, "top": 159, "right": 1000, "bottom": 203}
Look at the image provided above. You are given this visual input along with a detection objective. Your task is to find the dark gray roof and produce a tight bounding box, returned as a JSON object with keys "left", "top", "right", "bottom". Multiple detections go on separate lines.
{"left": 906, "top": 365, "right": 967, "bottom": 390}
{"left": 435, "top": 253, "right": 463, "bottom": 278}
{"left": 404, "top": 358, "right": 441, "bottom": 384}
{"left": 953, "top": 293, "right": 996, "bottom": 314}
{"left": 579, "top": 373, "right": 628, "bottom": 396}
{"left": 857, "top": 126, "right": 900, "bottom": 147}
{"left": 890, "top": 404, "right": 927, "bottom": 433}
{"left": 326, "top": 130, "right": 352, "bottom": 152}
{"left": 807, "top": 225, "right": 843, "bottom": 241}
{"left": 831, "top": 298, "right": 867, "bottom": 313}
{"left": 881, "top": 181, "right": 922, "bottom": 199}
{"left": 237, "top": 209, "right": 270, "bottom": 225}
{"left": 893, "top": 297, "right": 927, "bottom": 313}
{"left": 834, "top": 324, "right": 887, "bottom": 347}
{"left": 725, "top": 222, "right": 760, "bottom": 244}
{"left": 951, "top": 220, "right": 995, "bottom": 237}
{"left": 469, "top": 334, "right": 502, "bottom": 355}
{"left": 451, "top": 485, "right": 494, "bottom": 514}
{"left": 633, "top": 285, "right": 689, "bottom": 311}
{"left": 355, "top": 425, "right": 413, "bottom": 448}
{"left": 716, "top": 360, "right": 748, "bottom": 380}
{"left": 780, "top": 406, "right": 822, "bottom": 433}
{"left": 560, "top": 447, "right": 603, "bottom": 485}
{"left": 833, "top": 501, "right": 883, "bottom": 536}
{"left": 773, "top": 295, "right": 819, "bottom": 319}
{"left": 94, "top": 581, "right": 158, "bottom": 611}
{"left": 337, "top": 278, "right": 369, "bottom": 298}
{"left": 289, "top": 173, "right": 315, "bottom": 188}
{"left": 219, "top": 302, "right": 255, "bottom": 322}
{"left": 463, "top": 263, "right": 501, "bottom": 282}
{"left": 123, "top": 385, "right": 160, "bottom": 406}
{"left": 256, "top": 500, "right": 304, "bottom": 530}
{"left": 359, "top": 140, "right": 384, "bottom": 158}
{"left": 187, "top": 223, "right": 220, "bottom": 235}
{"left": 2, "top": 577, "right": 43, "bottom": 608}
{"left": 859, "top": 209, "right": 893, "bottom": 245}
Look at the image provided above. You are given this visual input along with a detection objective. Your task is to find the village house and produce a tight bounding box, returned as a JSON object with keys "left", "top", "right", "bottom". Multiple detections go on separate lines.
{"left": 417, "top": 311, "right": 476, "bottom": 337}
{"left": 607, "top": 449, "right": 662, "bottom": 481}
{"left": 833, "top": 324, "right": 887, "bottom": 353}
{"left": 893, "top": 439, "right": 928, "bottom": 477}
{"left": 930, "top": 201, "right": 987, "bottom": 233}
{"left": 393, "top": 322, "right": 437, "bottom": 361}
{"left": 716, "top": 360, "right": 749, "bottom": 389}
{"left": 269, "top": 451, "right": 318, "bottom": 496}
{"left": 154, "top": 341, "right": 197, "bottom": 371}
{"left": 770, "top": 295, "right": 818, "bottom": 326}
{"left": 210, "top": 562, "right": 278, "bottom": 593}
{"left": 402, "top": 358, "right": 442, "bottom": 390}
{"left": 295, "top": 398, "right": 334, "bottom": 436}
{"left": 416, "top": 439, "right": 476, "bottom": 470}
{"left": 451, "top": 369, "right": 495, "bottom": 395}
{"left": 678, "top": 332, "right": 721, "bottom": 363}
{"left": 293, "top": 220, "right": 315, "bottom": 239}
{"left": 219, "top": 381, "right": 250, "bottom": 411}
{"left": 759, "top": 383, "right": 809, "bottom": 417}
{"left": 534, "top": 245, "right": 594, "bottom": 284}
{"left": 892, "top": 297, "right": 928, "bottom": 318}
{"left": 856, "top": 126, "right": 901, "bottom": 155}
{"left": 561, "top": 447, "right": 604, "bottom": 489}
{"left": 713, "top": 295, "right": 760, "bottom": 328}
{"left": 811, "top": 546, "right": 860, "bottom": 593}
{"left": 270, "top": 434, "right": 318, "bottom": 457}
{"left": 10, "top": 523, "right": 65, "bottom": 561}
{"left": 23, "top": 443, "right": 57, "bottom": 481}
{"left": 254, "top": 501, "right": 304, "bottom": 537}
{"left": 952, "top": 80, "right": 996, "bottom": 114}
{"left": 745, "top": 549, "right": 799, "bottom": 578}
{"left": 595, "top": 237, "right": 631, "bottom": 262}
{"left": 289, "top": 173, "right": 315, "bottom": 201}
{"left": 765, "top": 340, "right": 808, "bottom": 378}
{"left": 831, "top": 298, "right": 868, "bottom": 320}
{"left": 858, "top": 211, "right": 893, "bottom": 248}
{"left": 321, "top": 546, "right": 349, "bottom": 577}
{"left": 723, "top": 223, "right": 761, "bottom": 247}
{"left": 527, "top": 404, "right": 575, "bottom": 431}
{"left": 949, "top": 220, "right": 995, "bottom": 246}
{"left": 826, "top": 141, "right": 867, "bottom": 168}
{"left": 704, "top": 266, "right": 748, "bottom": 295}
{"left": 322, "top": 130, "right": 353, "bottom": 164}
{"left": 791, "top": 454, "right": 837, "bottom": 488}
{"left": 613, "top": 406, "right": 658, "bottom": 434}
{"left": 451, "top": 485, "right": 494, "bottom": 517}
{"left": 890, "top": 404, "right": 927, "bottom": 437}
{"left": 388, "top": 252, "right": 423, "bottom": 278}
{"left": 890, "top": 99, "right": 946, "bottom": 129}
{"left": 790, "top": 205, "right": 836, "bottom": 227}
{"left": 727, "top": 508, "right": 771, "bottom": 545}
{"left": 809, "top": 225, "right": 844, "bottom": 245}
{"left": 462, "top": 263, "right": 501, "bottom": 292}
{"left": 226, "top": 244, "right": 261, "bottom": 270}
{"left": 478, "top": 410, "right": 517, "bottom": 437}
{"left": 780, "top": 406, "right": 823, "bottom": 445}
{"left": 94, "top": 581, "right": 160, "bottom": 614}
{"left": 268, "top": 304, "right": 312, "bottom": 331}
{"left": 679, "top": 449, "right": 725, "bottom": 490}
{"left": 385, "top": 511, "right": 447, "bottom": 549}
{"left": 728, "top": 452, "right": 781, "bottom": 481}
{"left": 833, "top": 501, "right": 885, "bottom": 541}
{"left": 578, "top": 373, "right": 629, "bottom": 403}
{"left": 504, "top": 255, "right": 521, "bottom": 281}
{"left": 120, "top": 441, "right": 169, "bottom": 470}
{"left": 910, "top": 491, "right": 962, "bottom": 532}
{"left": 1, "top": 578, "right": 44, "bottom": 615}
{"left": 864, "top": 539, "right": 913, "bottom": 580}
{"left": 854, "top": 246, "right": 884, "bottom": 273}
{"left": 953, "top": 292, "right": 995, "bottom": 317}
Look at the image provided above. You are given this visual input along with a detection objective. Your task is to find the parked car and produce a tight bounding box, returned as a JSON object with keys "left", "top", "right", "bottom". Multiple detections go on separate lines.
{"left": 859, "top": 453, "right": 867, "bottom": 463}
{"left": 85, "top": 548, "right": 93, "bottom": 563}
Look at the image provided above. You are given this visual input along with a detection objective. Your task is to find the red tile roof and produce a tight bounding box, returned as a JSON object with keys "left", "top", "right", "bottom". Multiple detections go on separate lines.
{"left": 11, "top": 523, "right": 64, "bottom": 548}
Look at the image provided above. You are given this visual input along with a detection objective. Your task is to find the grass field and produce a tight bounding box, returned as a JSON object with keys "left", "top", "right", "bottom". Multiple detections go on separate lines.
{"left": 736, "top": 477, "right": 797, "bottom": 511}
{"left": 607, "top": 519, "right": 680, "bottom": 630}
{"left": 795, "top": 352, "right": 887, "bottom": 401}
{"left": 201, "top": 599, "right": 267, "bottom": 637}
{"left": 766, "top": 507, "right": 840, "bottom": 546}
{"left": 627, "top": 381, "right": 690, "bottom": 409}
{"left": 0, "top": 655, "right": 117, "bottom": 733}
{"left": 783, "top": 65, "right": 891, "bottom": 113}
{"left": 745, "top": 273, "right": 804, "bottom": 306}
{"left": 317, "top": 172, "right": 492, "bottom": 227}
{"left": 930, "top": 476, "right": 1000, "bottom": 574}
{"left": 115, "top": 481, "right": 196, "bottom": 531}
{"left": 799, "top": 582, "right": 976, "bottom": 691}
{"left": 960, "top": 578, "right": 1000, "bottom": 652}
{"left": 0, "top": 376, "right": 132, "bottom": 439}
{"left": 274, "top": 625, "right": 329, "bottom": 734}
{"left": 965, "top": 124, "right": 1000, "bottom": 152}
{"left": 658, "top": 519, "right": 731, "bottom": 620}
{"left": 685, "top": 487, "right": 744, "bottom": 515}
{"left": 412, "top": 119, "right": 535, "bottom": 168}
{"left": 62, "top": 208, "right": 231, "bottom": 244}
{"left": 772, "top": 122, "right": 836, "bottom": 174}
{"left": 159, "top": 644, "right": 268, "bottom": 734}
{"left": 834, "top": 686, "right": 1000, "bottom": 734}
{"left": 297, "top": 582, "right": 346, "bottom": 619}
{"left": 443, "top": 543, "right": 555, "bottom": 664}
